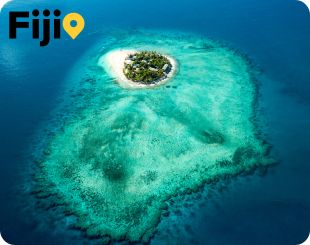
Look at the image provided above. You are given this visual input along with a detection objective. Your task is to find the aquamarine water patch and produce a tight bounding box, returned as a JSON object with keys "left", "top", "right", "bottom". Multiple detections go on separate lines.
{"left": 34, "top": 30, "right": 272, "bottom": 242}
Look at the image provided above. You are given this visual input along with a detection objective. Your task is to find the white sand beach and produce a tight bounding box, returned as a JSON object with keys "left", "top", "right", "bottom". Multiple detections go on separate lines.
{"left": 99, "top": 49, "right": 177, "bottom": 89}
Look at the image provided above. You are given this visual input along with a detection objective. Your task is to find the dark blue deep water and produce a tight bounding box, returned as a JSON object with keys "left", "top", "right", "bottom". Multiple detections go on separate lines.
{"left": 0, "top": 0, "right": 309, "bottom": 244}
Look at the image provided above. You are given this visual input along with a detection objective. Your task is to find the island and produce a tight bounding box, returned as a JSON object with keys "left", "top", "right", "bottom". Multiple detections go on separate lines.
{"left": 124, "top": 51, "right": 172, "bottom": 85}
{"left": 100, "top": 49, "right": 177, "bottom": 88}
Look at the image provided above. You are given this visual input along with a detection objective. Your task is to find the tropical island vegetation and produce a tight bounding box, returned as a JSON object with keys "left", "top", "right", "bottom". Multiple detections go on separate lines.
{"left": 123, "top": 51, "right": 172, "bottom": 84}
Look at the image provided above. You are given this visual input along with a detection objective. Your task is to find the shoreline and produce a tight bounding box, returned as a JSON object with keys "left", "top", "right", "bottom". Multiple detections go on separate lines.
{"left": 99, "top": 49, "right": 177, "bottom": 89}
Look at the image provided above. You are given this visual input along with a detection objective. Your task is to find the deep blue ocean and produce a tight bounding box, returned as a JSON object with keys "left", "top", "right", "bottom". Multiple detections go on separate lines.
{"left": 0, "top": 0, "right": 309, "bottom": 244}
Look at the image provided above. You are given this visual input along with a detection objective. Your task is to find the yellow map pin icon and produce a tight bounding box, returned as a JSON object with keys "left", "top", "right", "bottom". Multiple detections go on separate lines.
{"left": 63, "top": 13, "right": 85, "bottom": 39}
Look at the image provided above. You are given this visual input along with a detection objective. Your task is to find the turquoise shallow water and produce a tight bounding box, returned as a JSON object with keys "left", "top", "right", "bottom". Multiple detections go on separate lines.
{"left": 0, "top": 0, "right": 309, "bottom": 244}
{"left": 31, "top": 30, "right": 271, "bottom": 242}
